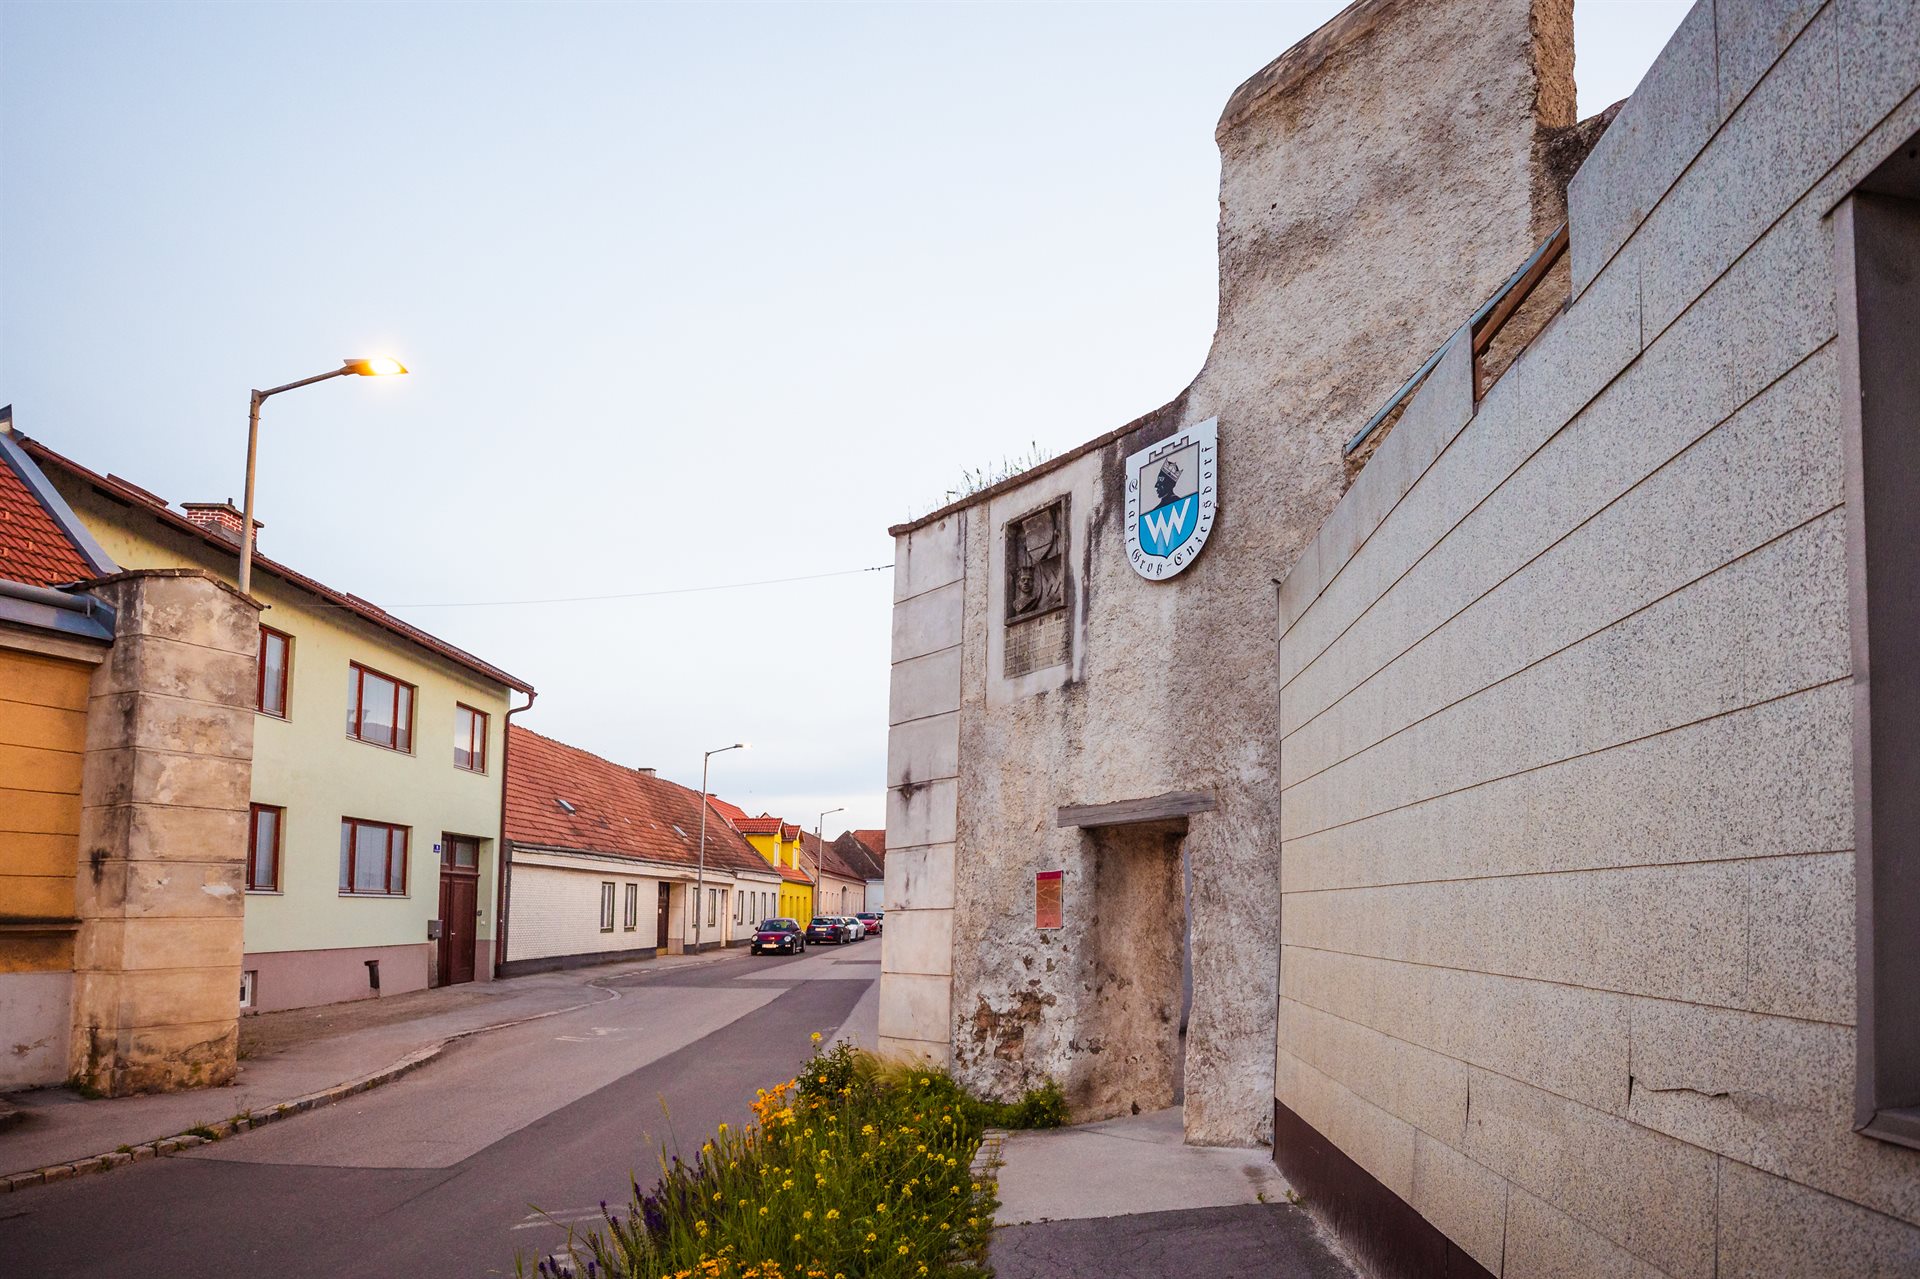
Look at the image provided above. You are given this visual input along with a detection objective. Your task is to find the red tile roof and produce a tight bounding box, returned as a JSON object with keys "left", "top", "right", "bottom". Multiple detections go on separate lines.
{"left": 706, "top": 797, "right": 749, "bottom": 828}
{"left": 777, "top": 864, "right": 814, "bottom": 885}
{"left": 0, "top": 444, "right": 95, "bottom": 587}
{"left": 829, "top": 831, "right": 885, "bottom": 881}
{"left": 505, "top": 726, "right": 775, "bottom": 878}
{"left": 851, "top": 830, "right": 886, "bottom": 859}
{"left": 21, "top": 435, "right": 533, "bottom": 694}
{"left": 733, "top": 815, "right": 785, "bottom": 836}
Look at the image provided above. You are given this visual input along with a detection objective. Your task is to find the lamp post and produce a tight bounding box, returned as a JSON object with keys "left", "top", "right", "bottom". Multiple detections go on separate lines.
{"left": 816, "top": 806, "right": 844, "bottom": 917}
{"left": 239, "top": 357, "right": 407, "bottom": 595}
{"left": 694, "top": 741, "right": 748, "bottom": 952}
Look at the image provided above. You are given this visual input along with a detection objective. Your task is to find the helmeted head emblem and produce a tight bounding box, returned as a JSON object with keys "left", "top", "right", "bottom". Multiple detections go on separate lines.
{"left": 1124, "top": 417, "right": 1218, "bottom": 580}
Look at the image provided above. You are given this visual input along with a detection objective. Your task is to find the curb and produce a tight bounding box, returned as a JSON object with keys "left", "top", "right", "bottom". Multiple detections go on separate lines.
{"left": 970, "top": 1128, "right": 1008, "bottom": 1183}
{"left": 0, "top": 958, "right": 690, "bottom": 1196}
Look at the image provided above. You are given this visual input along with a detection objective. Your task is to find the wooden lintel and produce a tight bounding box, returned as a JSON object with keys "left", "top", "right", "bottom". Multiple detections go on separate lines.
{"left": 1057, "top": 791, "right": 1217, "bottom": 829}
{"left": 1472, "top": 222, "right": 1569, "bottom": 357}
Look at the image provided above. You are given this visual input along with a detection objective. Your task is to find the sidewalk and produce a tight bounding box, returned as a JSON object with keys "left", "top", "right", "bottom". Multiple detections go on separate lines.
{"left": 987, "top": 1108, "right": 1355, "bottom": 1279}
{"left": 0, "top": 950, "right": 726, "bottom": 1185}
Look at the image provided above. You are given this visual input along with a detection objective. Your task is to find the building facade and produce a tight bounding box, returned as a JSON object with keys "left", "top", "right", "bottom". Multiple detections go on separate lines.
{"left": 806, "top": 832, "right": 868, "bottom": 919}
{"left": 881, "top": 0, "right": 1920, "bottom": 1273}
{"left": 25, "top": 436, "right": 532, "bottom": 1013}
{"left": 724, "top": 809, "right": 816, "bottom": 924}
{"left": 502, "top": 727, "right": 778, "bottom": 970}
{"left": 882, "top": 0, "right": 1577, "bottom": 1144}
{"left": 831, "top": 830, "right": 886, "bottom": 912}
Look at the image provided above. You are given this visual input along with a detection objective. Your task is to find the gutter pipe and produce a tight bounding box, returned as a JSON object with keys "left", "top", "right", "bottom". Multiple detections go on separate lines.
{"left": 493, "top": 688, "right": 537, "bottom": 977}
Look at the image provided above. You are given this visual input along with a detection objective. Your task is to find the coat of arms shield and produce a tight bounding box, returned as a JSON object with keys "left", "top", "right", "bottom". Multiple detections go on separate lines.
{"left": 1124, "top": 417, "right": 1218, "bottom": 580}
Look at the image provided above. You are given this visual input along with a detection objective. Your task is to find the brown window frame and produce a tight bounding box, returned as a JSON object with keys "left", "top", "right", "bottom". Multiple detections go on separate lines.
{"left": 247, "top": 803, "right": 284, "bottom": 892}
{"left": 257, "top": 625, "right": 292, "bottom": 719}
{"left": 339, "top": 817, "right": 410, "bottom": 897}
{"left": 454, "top": 703, "right": 489, "bottom": 773}
{"left": 599, "top": 882, "right": 616, "bottom": 932}
{"left": 346, "top": 661, "right": 415, "bottom": 754}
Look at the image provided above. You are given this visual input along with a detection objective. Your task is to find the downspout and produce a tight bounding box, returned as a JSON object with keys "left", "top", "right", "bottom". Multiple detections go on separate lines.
{"left": 494, "top": 688, "right": 537, "bottom": 978}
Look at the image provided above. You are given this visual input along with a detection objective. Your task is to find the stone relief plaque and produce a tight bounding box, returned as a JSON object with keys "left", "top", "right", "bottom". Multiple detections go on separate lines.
{"left": 1006, "top": 499, "right": 1067, "bottom": 623}
{"left": 1003, "top": 498, "right": 1072, "bottom": 678}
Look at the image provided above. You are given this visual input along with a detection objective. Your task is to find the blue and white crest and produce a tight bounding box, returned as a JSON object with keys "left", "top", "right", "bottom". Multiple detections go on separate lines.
{"left": 1124, "top": 418, "right": 1218, "bottom": 581}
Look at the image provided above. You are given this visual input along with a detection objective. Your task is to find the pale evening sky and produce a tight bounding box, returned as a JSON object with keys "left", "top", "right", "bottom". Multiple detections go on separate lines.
{"left": 0, "top": 1, "right": 1690, "bottom": 833}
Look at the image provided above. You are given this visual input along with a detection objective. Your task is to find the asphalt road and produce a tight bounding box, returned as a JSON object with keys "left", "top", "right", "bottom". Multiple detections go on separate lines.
{"left": 0, "top": 946, "right": 877, "bottom": 1278}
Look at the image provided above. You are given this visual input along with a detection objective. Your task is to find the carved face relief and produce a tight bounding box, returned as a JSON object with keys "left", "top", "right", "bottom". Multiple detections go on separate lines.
{"left": 1006, "top": 500, "right": 1068, "bottom": 624}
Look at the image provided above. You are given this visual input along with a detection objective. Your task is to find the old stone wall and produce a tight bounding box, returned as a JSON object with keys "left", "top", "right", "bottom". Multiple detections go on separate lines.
{"left": 70, "top": 570, "right": 256, "bottom": 1095}
{"left": 883, "top": 0, "right": 1577, "bottom": 1146}
{"left": 1274, "top": 2, "right": 1920, "bottom": 1273}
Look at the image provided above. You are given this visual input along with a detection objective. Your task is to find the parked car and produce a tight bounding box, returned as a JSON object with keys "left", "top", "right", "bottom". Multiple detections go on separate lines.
{"left": 855, "top": 912, "right": 883, "bottom": 936}
{"left": 751, "top": 919, "right": 806, "bottom": 955}
{"left": 845, "top": 915, "right": 868, "bottom": 940}
{"left": 806, "top": 916, "right": 857, "bottom": 945}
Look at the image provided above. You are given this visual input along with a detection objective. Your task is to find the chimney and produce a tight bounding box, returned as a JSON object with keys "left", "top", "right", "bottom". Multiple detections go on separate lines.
{"left": 636, "top": 767, "right": 657, "bottom": 778}
{"left": 180, "top": 500, "right": 259, "bottom": 548}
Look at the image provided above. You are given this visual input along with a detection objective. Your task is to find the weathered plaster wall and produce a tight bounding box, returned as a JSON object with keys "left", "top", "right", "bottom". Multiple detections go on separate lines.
{"left": 887, "top": 0, "right": 1576, "bottom": 1145}
{"left": 70, "top": 570, "right": 257, "bottom": 1095}
{"left": 1273, "top": 2, "right": 1920, "bottom": 1272}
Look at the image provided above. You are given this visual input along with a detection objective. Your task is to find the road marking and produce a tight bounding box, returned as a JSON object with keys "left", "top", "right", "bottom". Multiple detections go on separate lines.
{"left": 554, "top": 1026, "right": 624, "bottom": 1043}
{"left": 512, "top": 1205, "right": 611, "bottom": 1230}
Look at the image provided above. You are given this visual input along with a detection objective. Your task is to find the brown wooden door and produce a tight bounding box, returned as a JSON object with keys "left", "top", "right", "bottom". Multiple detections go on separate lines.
{"left": 656, "top": 883, "right": 671, "bottom": 950}
{"left": 438, "top": 836, "right": 480, "bottom": 985}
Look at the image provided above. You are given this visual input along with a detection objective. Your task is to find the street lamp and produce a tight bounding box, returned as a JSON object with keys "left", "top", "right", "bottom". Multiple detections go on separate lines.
{"left": 694, "top": 741, "right": 748, "bottom": 952}
{"left": 239, "top": 357, "right": 408, "bottom": 595}
{"left": 816, "top": 806, "right": 844, "bottom": 916}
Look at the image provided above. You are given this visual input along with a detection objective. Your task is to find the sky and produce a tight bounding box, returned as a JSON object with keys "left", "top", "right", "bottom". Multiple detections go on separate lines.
{"left": 0, "top": 0, "right": 1691, "bottom": 834}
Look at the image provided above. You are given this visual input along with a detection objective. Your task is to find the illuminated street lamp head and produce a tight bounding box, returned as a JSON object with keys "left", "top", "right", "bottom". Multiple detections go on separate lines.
{"left": 736, "top": 742, "right": 751, "bottom": 751}
{"left": 342, "top": 356, "right": 408, "bottom": 377}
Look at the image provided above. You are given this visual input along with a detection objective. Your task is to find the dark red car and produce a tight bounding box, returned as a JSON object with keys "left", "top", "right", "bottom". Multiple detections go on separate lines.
{"left": 750, "top": 918, "right": 805, "bottom": 955}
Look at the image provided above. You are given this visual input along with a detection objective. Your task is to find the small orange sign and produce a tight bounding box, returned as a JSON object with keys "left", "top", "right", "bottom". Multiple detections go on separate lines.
{"left": 1035, "top": 870, "right": 1063, "bottom": 930}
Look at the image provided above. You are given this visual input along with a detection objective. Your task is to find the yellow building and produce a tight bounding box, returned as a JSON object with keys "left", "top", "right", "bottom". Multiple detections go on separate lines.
{"left": 712, "top": 801, "right": 814, "bottom": 925}
{"left": 25, "top": 435, "right": 533, "bottom": 1013}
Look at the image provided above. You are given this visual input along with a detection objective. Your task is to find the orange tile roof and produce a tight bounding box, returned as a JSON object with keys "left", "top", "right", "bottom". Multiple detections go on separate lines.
{"left": 733, "top": 815, "right": 786, "bottom": 836}
{"left": 506, "top": 726, "right": 776, "bottom": 878}
{"left": 0, "top": 442, "right": 95, "bottom": 587}
{"left": 851, "top": 829, "right": 886, "bottom": 859}
{"left": 22, "top": 435, "right": 532, "bottom": 694}
{"left": 706, "top": 796, "right": 749, "bottom": 827}
{"left": 777, "top": 864, "right": 813, "bottom": 885}
{"left": 827, "top": 831, "right": 884, "bottom": 881}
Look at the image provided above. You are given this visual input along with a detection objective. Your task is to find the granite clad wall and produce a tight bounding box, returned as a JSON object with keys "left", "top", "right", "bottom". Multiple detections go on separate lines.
{"left": 885, "top": 0, "right": 1577, "bottom": 1144}
{"left": 1275, "top": 1, "right": 1920, "bottom": 1271}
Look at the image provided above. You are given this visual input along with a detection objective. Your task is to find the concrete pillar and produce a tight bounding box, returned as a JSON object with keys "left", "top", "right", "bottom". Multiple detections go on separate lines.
{"left": 70, "top": 570, "right": 258, "bottom": 1096}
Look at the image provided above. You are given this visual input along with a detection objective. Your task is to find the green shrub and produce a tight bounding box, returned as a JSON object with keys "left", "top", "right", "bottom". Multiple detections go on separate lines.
{"left": 541, "top": 1038, "right": 997, "bottom": 1279}
{"left": 959, "top": 1077, "right": 1066, "bottom": 1132}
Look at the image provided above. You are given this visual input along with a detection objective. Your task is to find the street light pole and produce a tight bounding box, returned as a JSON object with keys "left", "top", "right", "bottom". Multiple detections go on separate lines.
{"left": 694, "top": 741, "right": 748, "bottom": 952}
{"left": 238, "top": 357, "right": 407, "bottom": 596}
{"left": 816, "top": 806, "right": 844, "bottom": 916}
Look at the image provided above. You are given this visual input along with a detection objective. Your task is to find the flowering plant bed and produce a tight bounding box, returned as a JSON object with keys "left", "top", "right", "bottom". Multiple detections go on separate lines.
{"left": 534, "top": 1038, "right": 1008, "bottom": 1279}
